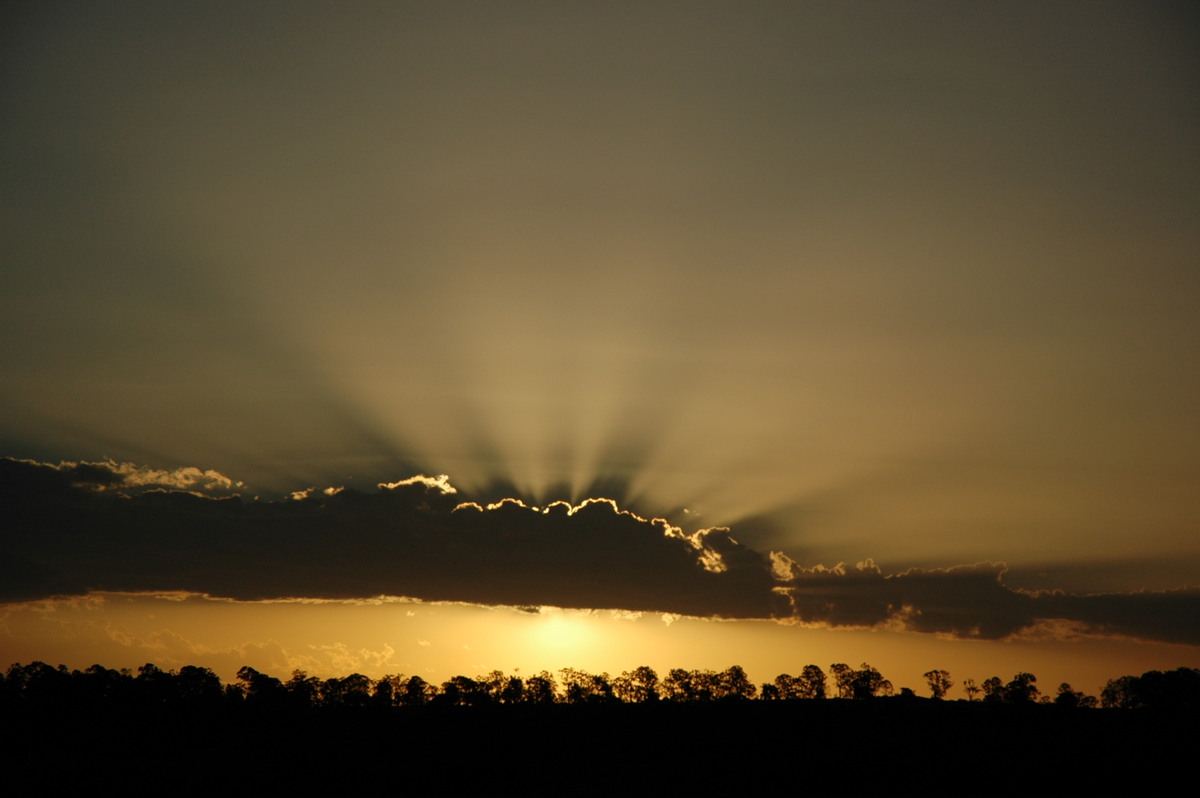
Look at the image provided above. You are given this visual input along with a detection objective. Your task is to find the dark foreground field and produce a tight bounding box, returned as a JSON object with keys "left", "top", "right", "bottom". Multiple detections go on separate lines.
{"left": 5, "top": 699, "right": 1190, "bottom": 795}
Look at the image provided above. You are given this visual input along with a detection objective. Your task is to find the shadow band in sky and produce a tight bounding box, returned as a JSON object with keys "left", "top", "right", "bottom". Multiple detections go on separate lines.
{"left": 3, "top": 458, "right": 1197, "bottom": 646}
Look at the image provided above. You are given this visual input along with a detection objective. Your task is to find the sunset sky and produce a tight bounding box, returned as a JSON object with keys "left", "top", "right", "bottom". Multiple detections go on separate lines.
{"left": 3, "top": 1, "right": 1198, "bottom": 697}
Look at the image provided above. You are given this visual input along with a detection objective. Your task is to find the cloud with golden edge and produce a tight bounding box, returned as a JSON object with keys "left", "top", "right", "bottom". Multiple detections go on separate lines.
{"left": 2, "top": 457, "right": 1198, "bottom": 646}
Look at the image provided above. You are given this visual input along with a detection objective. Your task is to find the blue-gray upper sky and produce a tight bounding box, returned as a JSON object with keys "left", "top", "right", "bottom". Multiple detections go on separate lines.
{"left": 3, "top": 1, "right": 1198, "bottom": 593}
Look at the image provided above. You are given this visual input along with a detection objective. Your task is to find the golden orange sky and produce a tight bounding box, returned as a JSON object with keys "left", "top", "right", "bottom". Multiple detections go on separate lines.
{"left": 2, "top": 2, "right": 1198, "bottom": 692}
{"left": 3, "top": 591, "right": 1195, "bottom": 699}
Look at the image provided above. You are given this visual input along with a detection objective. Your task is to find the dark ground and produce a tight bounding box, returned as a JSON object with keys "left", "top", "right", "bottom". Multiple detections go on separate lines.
{"left": 4, "top": 699, "right": 1191, "bottom": 795}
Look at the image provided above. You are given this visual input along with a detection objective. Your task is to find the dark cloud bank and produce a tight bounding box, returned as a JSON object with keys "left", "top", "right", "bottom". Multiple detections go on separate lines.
{"left": 3, "top": 458, "right": 1197, "bottom": 645}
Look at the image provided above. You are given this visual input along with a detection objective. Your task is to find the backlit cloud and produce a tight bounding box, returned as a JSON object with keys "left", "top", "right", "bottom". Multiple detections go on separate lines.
{"left": 2, "top": 457, "right": 1196, "bottom": 646}
{"left": 18, "top": 457, "right": 244, "bottom": 495}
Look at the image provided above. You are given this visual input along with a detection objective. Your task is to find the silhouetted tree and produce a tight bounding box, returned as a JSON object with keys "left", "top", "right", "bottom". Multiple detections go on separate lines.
{"left": 559, "top": 668, "right": 614, "bottom": 704}
{"left": 924, "top": 669, "right": 953, "bottom": 700}
{"left": 344, "top": 673, "right": 372, "bottom": 707}
{"left": 1101, "top": 668, "right": 1200, "bottom": 710}
{"left": 18, "top": 658, "right": 1200, "bottom": 720}
{"left": 828, "top": 663, "right": 891, "bottom": 699}
{"left": 849, "top": 663, "right": 892, "bottom": 699}
{"left": 718, "top": 665, "right": 757, "bottom": 701}
{"left": 767, "top": 673, "right": 798, "bottom": 700}
{"left": 830, "top": 663, "right": 855, "bottom": 699}
{"left": 306, "top": 674, "right": 327, "bottom": 706}
{"left": 7, "top": 662, "right": 71, "bottom": 706}
{"left": 1131, "top": 667, "right": 1200, "bottom": 710}
{"left": 373, "top": 674, "right": 405, "bottom": 708}
{"left": 523, "top": 672, "right": 557, "bottom": 705}
{"left": 399, "top": 675, "right": 435, "bottom": 707}
{"left": 1003, "top": 672, "right": 1038, "bottom": 705}
{"left": 977, "top": 672, "right": 1040, "bottom": 704}
{"left": 663, "top": 668, "right": 722, "bottom": 702}
{"left": 613, "top": 666, "right": 659, "bottom": 703}
{"left": 285, "top": 669, "right": 322, "bottom": 708}
{"left": 799, "top": 665, "right": 827, "bottom": 700}
{"left": 79, "top": 664, "right": 130, "bottom": 705}
{"left": 663, "top": 668, "right": 694, "bottom": 701}
{"left": 763, "top": 667, "right": 826, "bottom": 700}
{"left": 137, "top": 662, "right": 176, "bottom": 706}
{"left": 471, "top": 670, "right": 503, "bottom": 703}
{"left": 237, "top": 666, "right": 285, "bottom": 706}
{"left": 437, "top": 675, "right": 491, "bottom": 707}
{"left": 499, "top": 673, "right": 526, "bottom": 705}
{"left": 1101, "top": 675, "right": 1137, "bottom": 709}
{"left": 176, "top": 665, "right": 222, "bottom": 706}
{"left": 1054, "top": 682, "right": 1096, "bottom": 709}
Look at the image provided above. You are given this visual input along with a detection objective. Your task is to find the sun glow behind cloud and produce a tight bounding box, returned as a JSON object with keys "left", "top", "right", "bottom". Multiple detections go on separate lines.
{"left": 523, "top": 607, "right": 606, "bottom": 663}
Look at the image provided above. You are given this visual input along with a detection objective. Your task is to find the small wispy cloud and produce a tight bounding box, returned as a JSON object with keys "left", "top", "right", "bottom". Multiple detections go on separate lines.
{"left": 15, "top": 457, "right": 244, "bottom": 495}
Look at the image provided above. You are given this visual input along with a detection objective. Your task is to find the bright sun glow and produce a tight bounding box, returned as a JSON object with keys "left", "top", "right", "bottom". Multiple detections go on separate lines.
{"left": 526, "top": 607, "right": 601, "bottom": 660}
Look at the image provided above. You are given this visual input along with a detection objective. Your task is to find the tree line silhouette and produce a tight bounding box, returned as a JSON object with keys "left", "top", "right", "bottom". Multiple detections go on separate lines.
{"left": 5, "top": 659, "right": 1197, "bottom": 711}
{"left": 5, "top": 659, "right": 1196, "bottom": 795}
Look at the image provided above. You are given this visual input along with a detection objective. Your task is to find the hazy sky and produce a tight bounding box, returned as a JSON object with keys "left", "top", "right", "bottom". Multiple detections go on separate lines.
{"left": 2, "top": 2, "right": 1198, "bottom": 690}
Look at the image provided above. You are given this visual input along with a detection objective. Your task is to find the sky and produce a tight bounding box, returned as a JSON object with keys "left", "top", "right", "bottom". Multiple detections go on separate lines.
{"left": 2, "top": 1, "right": 1198, "bottom": 697}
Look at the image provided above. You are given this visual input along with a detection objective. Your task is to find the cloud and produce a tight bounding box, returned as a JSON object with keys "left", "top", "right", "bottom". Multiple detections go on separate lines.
{"left": 307, "top": 641, "right": 399, "bottom": 675}
{"left": 6, "top": 456, "right": 244, "bottom": 496}
{"left": 378, "top": 475, "right": 458, "bottom": 494}
{"left": 0, "top": 457, "right": 784, "bottom": 620}
{"left": 777, "top": 559, "right": 1037, "bottom": 639}
{"left": 2, "top": 457, "right": 1196, "bottom": 646}
{"left": 1030, "top": 588, "right": 1200, "bottom": 646}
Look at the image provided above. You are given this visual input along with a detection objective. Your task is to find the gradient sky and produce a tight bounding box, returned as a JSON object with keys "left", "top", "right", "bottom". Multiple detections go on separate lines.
{"left": 2, "top": 1, "right": 1198, "bottom": 695}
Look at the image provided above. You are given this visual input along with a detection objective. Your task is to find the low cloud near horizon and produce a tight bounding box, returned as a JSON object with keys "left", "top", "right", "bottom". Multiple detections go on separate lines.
{"left": 3, "top": 458, "right": 1197, "bottom": 646}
